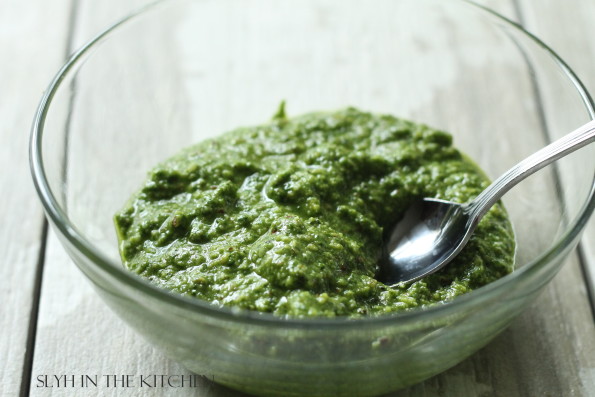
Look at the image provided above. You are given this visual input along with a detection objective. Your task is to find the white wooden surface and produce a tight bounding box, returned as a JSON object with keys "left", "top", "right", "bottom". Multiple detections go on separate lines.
{"left": 0, "top": 1, "right": 73, "bottom": 396}
{"left": 1, "top": 0, "right": 593, "bottom": 396}
{"left": 516, "top": 0, "right": 595, "bottom": 328}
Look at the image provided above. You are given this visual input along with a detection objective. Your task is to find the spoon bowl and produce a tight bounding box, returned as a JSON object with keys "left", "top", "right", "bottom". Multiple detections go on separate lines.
{"left": 379, "top": 199, "right": 471, "bottom": 285}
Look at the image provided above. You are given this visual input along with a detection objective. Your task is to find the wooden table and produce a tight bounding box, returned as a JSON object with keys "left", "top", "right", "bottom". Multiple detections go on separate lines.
{"left": 2, "top": 0, "right": 594, "bottom": 396}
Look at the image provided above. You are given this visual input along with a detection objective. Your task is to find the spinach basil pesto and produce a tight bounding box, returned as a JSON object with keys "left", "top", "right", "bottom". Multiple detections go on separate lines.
{"left": 114, "top": 106, "right": 515, "bottom": 317}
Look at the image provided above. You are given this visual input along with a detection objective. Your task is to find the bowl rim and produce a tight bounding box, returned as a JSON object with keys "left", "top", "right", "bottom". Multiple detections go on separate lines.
{"left": 30, "top": 0, "right": 595, "bottom": 328}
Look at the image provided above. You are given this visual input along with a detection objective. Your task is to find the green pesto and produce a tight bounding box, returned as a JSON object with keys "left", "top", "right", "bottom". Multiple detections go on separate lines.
{"left": 114, "top": 107, "right": 515, "bottom": 318}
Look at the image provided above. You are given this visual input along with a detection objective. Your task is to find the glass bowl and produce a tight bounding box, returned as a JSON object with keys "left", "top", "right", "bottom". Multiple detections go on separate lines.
{"left": 30, "top": 0, "right": 595, "bottom": 395}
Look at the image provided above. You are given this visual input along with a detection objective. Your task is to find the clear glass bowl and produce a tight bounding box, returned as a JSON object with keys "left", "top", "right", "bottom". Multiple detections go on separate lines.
{"left": 30, "top": 0, "right": 595, "bottom": 395}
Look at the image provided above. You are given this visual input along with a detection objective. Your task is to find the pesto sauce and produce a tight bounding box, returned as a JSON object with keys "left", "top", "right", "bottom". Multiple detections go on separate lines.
{"left": 114, "top": 107, "right": 515, "bottom": 317}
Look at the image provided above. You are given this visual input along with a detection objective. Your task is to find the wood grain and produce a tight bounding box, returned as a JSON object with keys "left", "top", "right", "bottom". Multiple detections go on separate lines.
{"left": 391, "top": 0, "right": 595, "bottom": 394}
{"left": 0, "top": 1, "right": 73, "bottom": 396}
{"left": 29, "top": 1, "right": 203, "bottom": 396}
{"left": 23, "top": 0, "right": 595, "bottom": 396}
{"left": 516, "top": 0, "right": 595, "bottom": 322}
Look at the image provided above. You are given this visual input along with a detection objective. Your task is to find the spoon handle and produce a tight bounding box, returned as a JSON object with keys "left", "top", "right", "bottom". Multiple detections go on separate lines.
{"left": 466, "top": 119, "right": 595, "bottom": 221}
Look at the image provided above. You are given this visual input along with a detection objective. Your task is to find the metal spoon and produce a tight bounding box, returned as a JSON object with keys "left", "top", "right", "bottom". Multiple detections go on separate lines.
{"left": 377, "top": 119, "right": 595, "bottom": 286}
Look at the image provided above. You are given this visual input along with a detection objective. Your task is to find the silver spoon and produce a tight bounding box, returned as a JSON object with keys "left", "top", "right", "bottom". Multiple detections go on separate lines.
{"left": 378, "top": 119, "right": 595, "bottom": 286}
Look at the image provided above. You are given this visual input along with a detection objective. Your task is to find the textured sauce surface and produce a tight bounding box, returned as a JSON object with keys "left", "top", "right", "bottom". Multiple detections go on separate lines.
{"left": 114, "top": 107, "right": 515, "bottom": 317}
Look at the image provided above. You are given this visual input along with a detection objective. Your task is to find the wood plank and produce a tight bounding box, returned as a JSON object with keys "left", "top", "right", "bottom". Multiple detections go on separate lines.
{"left": 29, "top": 1, "right": 213, "bottom": 396}
{"left": 516, "top": 0, "right": 595, "bottom": 318}
{"left": 29, "top": 1, "right": 594, "bottom": 396}
{"left": 392, "top": 0, "right": 595, "bottom": 395}
{"left": 0, "top": 1, "right": 74, "bottom": 396}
